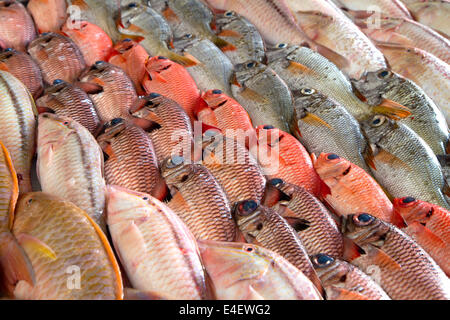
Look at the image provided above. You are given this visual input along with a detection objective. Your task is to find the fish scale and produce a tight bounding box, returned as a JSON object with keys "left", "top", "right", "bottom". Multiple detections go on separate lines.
{"left": 0, "top": 1, "right": 36, "bottom": 52}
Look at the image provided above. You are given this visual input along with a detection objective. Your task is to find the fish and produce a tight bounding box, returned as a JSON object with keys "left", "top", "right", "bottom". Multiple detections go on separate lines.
{"left": 264, "top": 179, "right": 344, "bottom": 259}
{"left": 252, "top": 125, "right": 321, "bottom": 197}
{"left": 234, "top": 199, "right": 324, "bottom": 293}
{"left": 342, "top": 212, "right": 450, "bottom": 300}
{"left": 142, "top": 56, "right": 202, "bottom": 123}
{"left": 130, "top": 93, "right": 194, "bottom": 165}
{"left": 266, "top": 44, "right": 410, "bottom": 121}
{"left": 27, "top": 0, "right": 67, "bottom": 33}
{"left": 97, "top": 118, "right": 167, "bottom": 201}
{"left": 198, "top": 240, "right": 323, "bottom": 300}
{"left": 197, "top": 89, "right": 254, "bottom": 135}
{"left": 330, "top": 0, "right": 412, "bottom": 19}
{"left": 35, "top": 79, "right": 101, "bottom": 136}
{"left": 313, "top": 152, "right": 403, "bottom": 226}
{"left": 117, "top": 2, "right": 197, "bottom": 67}
{"left": 231, "top": 61, "right": 294, "bottom": 133}
{"left": 27, "top": 32, "right": 87, "bottom": 85}
{"left": 12, "top": 192, "right": 123, "bottom": 300}
{"left": 358, "top": 16, "right": 450, "bottom": 64}
{"left": 393, "top": 196, "right": 450, "bottom": 276}
{"left": 311, "top": 253, "right": 391, "bottom": 300}
{"left": 401, "top": 0, "right": 450, "bottom": 37}
{"left": 201, "top": 131, "right": 266, "bottom": 205}
{"left": 361, "top": 114, "right": 450, "bottom": 210}
{"left": 37, "top": 113, "right": 106, "bottom": 232}
{"left": 174, "top": 34, "right": 234, "bottom": 96}
{"left": 214, "top": 10, "right": 265, "bottom": 65}
{"left": 108, "top": 39, "right": 149, "bottom": 96}
{"left": 353, "top": 69, "right": 449, "bottom": 155}
{"left": 77, "top": 61, "right": 137, "bottom": 123}
{"left": 161, "top": 155, "right": 236, "bottom": 242}
{"left": 376, "top": 44, "right": 450, "bottom": 123}
{"left": 291, "top": 87, "right": 372, "bottom": 173}
{"left": 0, "top": 70, "right": 36, "bottom": 193}
{"left": 0, "top": 140, "right": 35, "bottom": 296}
{"left": 161, "top": 0, "right": 235, "bottom": 51}
{"left": 0, "top": 48, "right": 44, "bottom": 99}
{"left": 0, "top": 1, "right": 36, "bottom": 52}
{"left": 106, "top": 185, "right": 208, "bottom": 300}
{"left": 61, "top": 20, "right": 113, "bottom": 67}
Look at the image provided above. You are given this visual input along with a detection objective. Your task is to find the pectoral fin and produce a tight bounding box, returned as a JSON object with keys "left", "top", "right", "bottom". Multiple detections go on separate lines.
{"left": 373, "top": 98, "right": 411, "bottom": 120}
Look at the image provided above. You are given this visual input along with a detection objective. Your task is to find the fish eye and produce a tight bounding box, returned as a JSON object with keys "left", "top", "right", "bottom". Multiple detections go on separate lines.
{"left": 311, "top": 254, "right": 334, "bottom": 267}
{"left": 142, "top": 196, "right": 149, "bottom": 201}
{"left": 110, "top": 118, "right": 124, "bottom": 126}
{"left": 167, "top": 155, "right": 184, "bottom": 168}
{"left": 301, "top": 88, "right": 315, "bottom": 95}
{"left": 212, "top": 89, "right": 222, "bottom": 94}
{"left": 128, "top": 2, "right": 137, "bottom": 8}
{"left": 263, "top": 125, "right": 274, "bottom": 130}
{"left": 4, "top": 48, "right": 13, "bottom": 52}
{"left": 269, "top": 178, "right": 284, "bottom": 187}
{"left": 224, "top": 11, "right": 234, "bottom": 17}
{"left": 402, "top": 196, "right": 416, "bottom": 204}
{"left": 95, "top": 60, "right": 105, "bottom": 65}
{"left": 353, "top": 213, "right": 375, "bottom": 225}
{"left": 63, "top": 121, "right": 69, "bottom": 125}
{"left": 377, "top": 70, "right": 391, "bottom": 79}
{"left": 149, "top": 92, "right": 161, "bottom": 98}
{"left": 327, "top": 154, "right": 339, "bottom": 160}
{"left": 243, "top": 245, "right": 254, "bottom": 253}
{"left": 371, "top": 115, "right": 385, "bottom": 127}
{"left": 246, "top": 62, "right": 256, "bottom": 68}
{"left": 123, "top": 38, "right": 132, "bottom": 42}
{"left": 53, "top": 79, "right": 64, "bottom": 85}
{"left": 277, "top": 43, "right": 287, "bottom": 48}
{"left": 158, "top": 56, "right": 167, "bottom": 60}
{"left": 237, "top": 200, "right": 258, "bottom": 216}
{"left": 41, "top": 32, "right": 51, "bottom": 36}
{"left": 184, "top": 34, "right": 193, "bottom": 39}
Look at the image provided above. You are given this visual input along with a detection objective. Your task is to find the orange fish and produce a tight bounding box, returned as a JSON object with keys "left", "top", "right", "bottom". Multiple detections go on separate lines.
{"left": 27, "top": 0, "right": 67, "bottom": 33}
{"left": 251, "top": 125, "right": 321, "bottom": 197}
{"left": 108, "top": 39, "right": 149, "bottom": 96}
{"left": 393, "top": 196, "right": 450, "bottom": 276}
{"left": 62, "top": 20, "right": 113, "bottom": 67}
{"left": 313, "top": 153, "right": 403, "bottom": 227}
{"left": 141, "top": 56, "right": 202, "bottom": 123}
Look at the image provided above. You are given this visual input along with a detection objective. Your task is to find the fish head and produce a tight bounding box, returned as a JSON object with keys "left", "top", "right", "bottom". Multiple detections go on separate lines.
{"left": 233, "top": 60, "right": 266, "bottom": 85}
{"left": 310, "top": 253, "right": 347, "bottom": 286}
{"left": 341, "top": 213, "right": 390, "bottom": 247}
{"left": 265, "top": 43, "right": 297, "bottom": 64}
{"left": 15, "top": 192, "right": 63, "bottom": 224}
{"left": 37, "top": 113, "right": 80, "bottom": 146}
{"left": 43, "top": 79, "right": 70, "bottom": 96}
{"left": 118, "top": 1, "right": 145, "bottom": 29}
{"left": 172, "top": 33, "right": 199, "bottom": 51}
{"left": 160, "top": 155, "right": 193, "bottom": 187}
{"left": 313, "top": 153, "right": 352, "bottom": 180}
{"left": 351, "top": 69, "right": 396, "bottom": 105}
{"left": 202, "top": 0, "right": 227, "bottom": 11}
{"left": 201, "top": 89, "right": 232, "bottom": 110}
{"left": 393, "top": 197, "right": 432, "bottom": 226}
{"left": 145, "top": 55, "right": 177, "bottom": 74}
{"left": 0, "top": 47, "right": 18, "bottom": 61}
{"left": 216, "top": 10, "right": 239, "bottom": 25}
{"left": 293, "top": 88, "right": 327, "bottom": 112}
{"left": 96, "top": 118, "right": 127, "bottom": 148}
{"left": 113, "top": 38, "right": 138, "bottom": 54}
{"left": 233, "top": 200, "right": 267, "bottom": 242}
{"left": 360, "top": 114, "right": 393, "bottom": 145}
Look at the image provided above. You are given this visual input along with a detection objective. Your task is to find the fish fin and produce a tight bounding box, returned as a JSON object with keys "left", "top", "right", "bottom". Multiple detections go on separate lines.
{"left": 201, "top": 122, "right": 222, "bottom": 135}
{"left": 0, "top": 62, "right": 9, "bottom": 72}
{"left": 218, "top": 29, "right": 242, "bottom": 38}
{"left": 363, "top": 145, "right": 377, "bottom": 171}
{"left": 0, "top": 141, "right": 18, "bottom": 229}
{"left": 102, "top": 142, "right": 116, "bottom": 160}
{"left": 317, "top": 177, "right": 331, "bottom": 200}
{"left": 162, "top": 6, "right": 179, "bottom": 23}
{"left": 124, "top": 288, "right": 168, "bottom": 300}
{"left": 285, "top": 216, "right": 311, "bottom": 233}
{"left": 342, "top": 237, "right": 364, "bottom": 261}
{"left": 168, "top": 190, "right": 190, "bottom": 213}
{"left": 365, "top": 245, "right": 402, "bottom": 270}
{"left": 327, "top": 286, "right": 370, "bottom": 300}
{"left": 71, "top": 0, "right": 89, "bottom": 10}
{"left": 75, "top": 81, "right": 104, "bottom": 94}
{"left": 238, "top": 87, "right": 269, "bottom": 104}
{"left": 245, "top": 285, "right": 265, "bottom": 300}
{"left": 351, "top": 82, "right": 367, "bottom": 102}
{"left": 148, "top": 71, "right": 168, "bottom": 83}
{"left": 286, "top": 61, "right": 315, "bottom": 74}
{"left": 166, "top": 52, "right": 198, "bottom": 67}
{"left": 342, "top": 9, "right": 376, "bottom": 20}
{"left": 446, "top": 140, "right": 450, "bottom": 155}
{"left": 301, "top": 112, "right": 332, "bottom": 128}
{"left": 373, "top": 98, "right": 411, "bottom": 120}
{"left": 404, "top": 222, "right": 446, "bottom": 249}
{"left": 391, "top": 209, "right": 407, "bottom": 229}
{"left": 213, "top": 37, "right": 237, "bottom": 52}
{"left": 125, "top": 23, "right": 147, "bottom": 35}
{"left": 193, "top": 97, "right": 211, "bottom": 118}
{"left": 374, "top": 148, "right": 410, "bottom": 170}
{"left": 119, "top": 34, "right": 145, "bottom": 43}
{"left": 16, "top": 233, "right": 57, "bottom": 260}
{"left": 230, "top": 74, "right": 241, "bottom": 87}
{"left": 442, "top": 180, "right": 450, "bottom": 197}
{"left": 315, "top": 44, "right": 349, "bottom": 72}
{"left": 0, "top": 232, "right": 36, "bottom": 295}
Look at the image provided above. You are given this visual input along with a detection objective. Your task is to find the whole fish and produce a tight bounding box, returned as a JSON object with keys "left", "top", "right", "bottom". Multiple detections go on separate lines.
{"left": 215, "top": 11, "right": 266, "bottom": 65}
{"left": 201, "top": 132, "right": 266, "bottom": 205}
{"left": 142, "top": 56, "right": 202, "bottom": 123}
{"left": 342, "top": 212, "right": 450, "bottom": 300}
{"left": 401, "top": 0, "right": 450, "bottom": 37}
{"left": 27, "top": 33, "right": 86, "bottom": 85}
{"left": 313, "top": 152, "right": 403, "bottom": 226}
{"left": 361, "top": 114, "right": 450, "bottom": 209}
{"left": 393, "top": 196, "right": 450, "bottom": 275}
{"left": 117, "top": 2, "right": 197, "bottom": 67}
{"left": 27, "top": 0, "right": 67, "bottom": 33}
{"left": 264, "top": 179, "right": 344, "bottom": 259}
{"left": 376, "top": 44, "right": 450, "bottom": 123}
{"left": 35, "top": 79, "right": 101, "bottom": 135}
{"left": 0, "top": 48, "right": 44, "bottom": 99}
{"left": 61, "top": 20, "right": 113, "bottom": 67}
{"left": 106, "top": 185, "right": 208, "bottom": 300}
{"left": 231, "top": 61, "right": 294, "bottom": 133}
{"left": 0, "top": 140, "right": 34, "bottom": 296}
{"left": 0, "top": 70, "right": 36, "bottom": 193}
{"left": 331, "top": 0, "right": 412, "bottom": 18}
{"left": 291, "top": 87, "right": 372, "bottom": 173}
{"left": 97, "top": 118, "right": 167, "bottom": 200}
{"left": 311, "top": 253, "right": 391, "bottom": 300}
{"left": 77, "top": 61, "right": 137, "bottom": 123}
{"left": 266, "top": 44, "right": 410, "bottom": 121}
{"left": 12, "top": 192, "right": 123, "bottom": 300}
{"left": 198, "top": 240, "right": 323, "bottom": 300}
{"left": 234, "top": 200, "right": 323, "bottom": 293}
{"left": 0, "top": 0, "right": 36, "bottom": 52}
{"left": 37, "top": 113, "right": 106, "bottom": 231}
{"left": 174, "top": 35, "right": 234, "bottom": 96}
{"left": 358, "top": 17, "right": 450, "bottom": 64}
{"left": 252, "top": 126, "right": 321, "bottom": 197}
{"left": 353, "top": 70, "right": 448, "bottom": 155}
{"left": 130, "top": 93, "right": 194, "bottom": 164}
{"left": 108, "top": 39, "right": 149, "bottom": 96}
{"left": 161, "top": 156, "right": 236, "bottom": 242}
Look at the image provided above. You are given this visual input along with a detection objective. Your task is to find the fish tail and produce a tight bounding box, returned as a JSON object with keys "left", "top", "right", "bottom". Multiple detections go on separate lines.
{"left": 213, "top": 36, "right": 236, "bottom": 52}
{"left": 167, "top": 52, "right": 198, "bottom": 67}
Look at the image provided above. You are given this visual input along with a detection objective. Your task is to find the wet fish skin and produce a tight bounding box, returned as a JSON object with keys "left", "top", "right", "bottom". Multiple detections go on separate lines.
{"left": 361, "top": 115, "right": 450, "bottom": 210}
{"left": 231, "top": 60, "right": 293, "bottom": 133}
{"left": 292, "top": 87, "right": 372, "bottom": 173}
{"left": 0, "top": 1, "right": 36, "bottom": 52}
{"left": 27, "top": 0, "right": 67, "bottom": 33}
{"left": 331, "top": 0, "right": 412, "bottom": 19}
{"left": 401, "top": 0, "right": 450, "bottom": 37}
{"left": 342, "top": 213, "right": 450, "bottom": 300}
{"left": 0, "top": 70, "right": 36, "bottom": 193}
{"left": 353, "top": 69, "right": 448, "bottom": 155}
{"left": 37, "top": 113, "right": 106, "bottom": 231}
{"left": 106, "top": 185, "right": 208, "bottom": 300}
{"left": 198, "top": 240, "right": 323, "bottom": 300}
{"left": 12, "top": 192, "right": 123, "bottom": 300}
{"left": 161, "top": 156, "right": 236, "bottom": 242}
{"left": 311, "top": 253, "right": 391, "bottom": 300}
